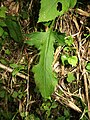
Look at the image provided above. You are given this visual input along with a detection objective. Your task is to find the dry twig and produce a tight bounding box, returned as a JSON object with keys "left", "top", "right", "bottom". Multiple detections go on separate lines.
{"left": 0, "top": 63, "right": 28, "bottom": 80}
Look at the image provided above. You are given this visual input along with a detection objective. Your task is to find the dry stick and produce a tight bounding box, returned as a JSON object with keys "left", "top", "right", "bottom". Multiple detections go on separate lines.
{"left": 83, "top": 70, "right": 88, "bottom": 105}
{"left": 54, "top": 92, "right": 82, "bottom": 113}
{"left": 25, "top": 55, "right": 36, "bottom": 119}
{"left": 0, "top": 63, "right": 28, "bottom": 80}
{"left": 26, "top": 58, "right": 31, "bottom": 118}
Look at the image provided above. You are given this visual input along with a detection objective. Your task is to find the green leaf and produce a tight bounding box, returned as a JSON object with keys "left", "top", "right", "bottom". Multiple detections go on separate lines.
{"left": 69, "top": 0, "right": 77, "bottom": 8}
{"left": 5, "top": 49, "right": 11, "bottom": 55}
{"left": 0, "top": 90, "right": 6, "bottom": 98}
{"left": 25, "top": 32, "right": 46, "bottom": 49}
{"left": 64, "top": 109, "right": 70, "bottom": 118}
{"left": 12, "top": 68, "right": 20, "bottom": 76}
{"left": 53, "top": 32, "right": 65, "bottom": 46}
{"left": 25, "top": 31, "right": 65, "bottom": 48}
{"left": 0, "top": 59, "right": 7, "bottom": 65}
{"left": 10, "top": 63, "right": 24, "bottom": 76}
{"left": 0, "top": 7, "right": 7, "bottom": 18}
{"left": 2, "top": 31, "right": 8, "bottom": 39}
{"left": 38, "top": 0, "right": 77, "bottom": 22}
{"left": 57, "top": 116, "right": 65, "bottom": 120}
{"left": 86, "top": 62, "right": 90, "bottom": 71}
{"left": 25, "top": 31, "right": 65, "bottom": 99}
{"left": 0, "top": 20, "right": 7, "bottom": 27}
{"left": 67, "top": 72, "right": 75, "bottom": 83}
{"left": 10, "top": 63, "right": 18, "bottom": 68}
{"left": 68, "top": 56, "right": 78, "bottom": 66}
{"left": 5, "top": 17, "right": 23, "bottom": 43}
{"left": 51, "top": 102, "right": 58, "bottom": 109}
{"left": 65, "top": 36, "right": 73, "bottom": 46}
{"left": 0, "top": 27, "right": 4, "bottom": 36}
{"left": 12, "top": 91, "right": 18, "bottom": 98}
{"left": 33, "top": 31, "right": 58, "bottom": 99}
{"left": 61, "top": 54, "right": 68, "bottom": 65}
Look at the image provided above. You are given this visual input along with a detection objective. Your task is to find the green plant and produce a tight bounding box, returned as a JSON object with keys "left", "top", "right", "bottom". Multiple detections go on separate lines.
{"left": 25, "top": 31, "right": 65, "bottom": 99}
{"left": 0, "top": 6, "right": 8, "bottom": 49}
{"left": 39, "top": 99, "right": 58, "bottom": 119}
{"left": 67, "top": 72, "right": 75, "bottom": 83}
{"left": 5, "top": 16, "right": 23, "bottom": 43}
{"left": 10, "top": 63, "right": 25, "bottom": 76}
{"left": 61, "top": 36, "right": 78, "bottom": 67}
{"left": 25, "top": 0, "right": 77, "bottom": 99}
{"left": 0, "top": 6, "right": 23, "bottom": 51}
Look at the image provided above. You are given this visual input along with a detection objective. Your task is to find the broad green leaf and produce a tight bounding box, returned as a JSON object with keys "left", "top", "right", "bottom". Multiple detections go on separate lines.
{"left": 86, "top": 62, "right": 90, "bottom": 71}
{"left": 33, "top": 31, "right": 58, "bottom": 99}
{"left": 38, "top": 0, "right": 77, "bottom": 22}
{"left": 0, "top": 27, "right": 4, "bottom": 36}
{"left": 5, "top": 17, "right": 23, "bottom": 43}
{"left": 25, "top": 31, "right": 65, "bottom": 99}
{"left": 68, "top": 56, "right": 78, "bottom": 66}
{"left": 67, "top": 72, "right": 75, "bottom": 83}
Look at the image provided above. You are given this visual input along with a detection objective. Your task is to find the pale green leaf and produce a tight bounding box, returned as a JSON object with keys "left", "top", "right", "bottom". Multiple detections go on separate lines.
{"left": 38, "top": 0, "right": 77, "bottom": 22}
{"left": 67, "top": 72, "right": 75, "bottom": 83}
{"left": 68, "top": 56, "right": 78, "bottom": 66}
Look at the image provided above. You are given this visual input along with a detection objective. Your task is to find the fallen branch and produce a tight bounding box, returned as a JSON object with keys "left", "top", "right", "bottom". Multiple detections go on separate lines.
{"left": 0, "top": 63, "right": 28, "bottom": 80}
